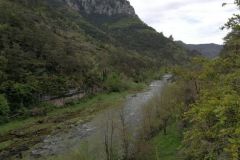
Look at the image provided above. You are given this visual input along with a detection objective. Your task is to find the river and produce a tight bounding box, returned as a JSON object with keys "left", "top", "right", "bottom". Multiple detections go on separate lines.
{"left": 25, "top": 75, "right": 171, "bottom": 160}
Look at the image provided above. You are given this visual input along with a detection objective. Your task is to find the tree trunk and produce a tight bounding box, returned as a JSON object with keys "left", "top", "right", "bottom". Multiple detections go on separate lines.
{"left": 163, "top": 118, "right": 169, "bottom": 135}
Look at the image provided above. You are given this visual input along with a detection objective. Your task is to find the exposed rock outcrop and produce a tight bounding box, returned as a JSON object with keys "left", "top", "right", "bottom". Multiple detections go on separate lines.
{"left": 64, "top": 0, "right": 136, "bottom": 16}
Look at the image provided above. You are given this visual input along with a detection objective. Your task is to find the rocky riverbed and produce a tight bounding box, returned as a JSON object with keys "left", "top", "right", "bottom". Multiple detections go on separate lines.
{"left": 14, "top": 75, "right": 171, "bottom": 160}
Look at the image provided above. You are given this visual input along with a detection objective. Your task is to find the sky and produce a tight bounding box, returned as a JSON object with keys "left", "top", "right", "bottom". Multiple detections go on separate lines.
{"left": 128, "top": 0, "right": 238, "bottom": 44}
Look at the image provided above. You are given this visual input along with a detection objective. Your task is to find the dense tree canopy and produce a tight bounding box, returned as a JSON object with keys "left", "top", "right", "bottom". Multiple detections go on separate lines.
{"left": 0, "top": 0, "right": 189, "bottom": 121}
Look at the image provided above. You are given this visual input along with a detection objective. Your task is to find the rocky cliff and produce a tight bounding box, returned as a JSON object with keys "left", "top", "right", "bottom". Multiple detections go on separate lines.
{"left": 64, "top": 0, "right": 136, "bottom": 16}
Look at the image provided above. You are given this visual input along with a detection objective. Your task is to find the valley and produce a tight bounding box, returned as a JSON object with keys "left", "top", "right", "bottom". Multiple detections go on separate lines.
{"left": 0, "top": 0, "right": 239, "bottom": 160}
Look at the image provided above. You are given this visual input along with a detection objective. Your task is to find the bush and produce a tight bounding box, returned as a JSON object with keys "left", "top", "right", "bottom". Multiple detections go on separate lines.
{"left": 1, "top": 82, "right": 38, "bottom": 112}
{"left": 103, "top": 73, "right": 129, "bottom": 92}
{"left": 0, "top": 94, "right": 10, "bottom": 123}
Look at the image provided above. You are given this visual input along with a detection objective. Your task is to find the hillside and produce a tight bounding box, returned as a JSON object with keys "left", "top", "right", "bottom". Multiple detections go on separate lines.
{"left": 186, "top": 43, "right": 223, "bottom": 58}
{"left": 0, "top": 0, "right": 189, "bottom": 122}
{"left": 177, "top": 41, "right": 223, "bottom": 58}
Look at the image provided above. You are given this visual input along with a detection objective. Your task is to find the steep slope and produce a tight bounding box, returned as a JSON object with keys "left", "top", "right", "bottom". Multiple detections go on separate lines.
{"left": 64, "top": 0, "right": 136, "bottom": 16}
{"left": 62, "top": 0, "right": 189, "bottom": 64}
{"left": 0, "top": 0, "right": 189, "bottom": 118}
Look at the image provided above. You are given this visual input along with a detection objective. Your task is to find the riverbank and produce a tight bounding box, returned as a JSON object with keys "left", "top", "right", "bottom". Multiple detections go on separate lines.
{"left": 0, "top": 83, "right": 145, "bottom": 159}
{"left": 31, "top": 78, "right": 169, "bottom": 160}
{"left": 149, "top": 122, "right": 182, "bottom": 160}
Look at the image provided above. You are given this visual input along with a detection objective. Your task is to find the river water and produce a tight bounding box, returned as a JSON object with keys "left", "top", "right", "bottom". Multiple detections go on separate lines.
{"left": 26, "top": 75, "right": 171, "bottom": 160}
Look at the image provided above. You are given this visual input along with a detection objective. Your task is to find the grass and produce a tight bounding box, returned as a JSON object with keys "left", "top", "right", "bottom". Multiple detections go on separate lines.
{"left": 107, "top": 17, "right": 144, "bottom": 29}
{"left": 48, "top": 92, "right": 127, "bottom": 117}
{"left": 0, "top": 81, "right": 147, "bottom": 160}
{"left": 0, "top": 140, "right": 14, "bottom": 150}
{"left": 47, "top": 142, "right": 95, "bottom": 160}
{"left": 0, "top": 92, "right": 127, "bottom": 135}
{"left": 0, "top": 82, "right": 146, "bottom": 156}
{"left": 0, "top": 92, "right": 129, "bottom": 158}
{"left": 0, "top": 117, "right": 42, "bottom": 136}
{"left": 150, "top": 122, "right": 182, "bottom": 160}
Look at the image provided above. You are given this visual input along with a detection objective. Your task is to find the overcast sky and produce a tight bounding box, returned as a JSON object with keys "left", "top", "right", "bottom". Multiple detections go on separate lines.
{"left": 128, "top": 0, "right": 238, "bottom": 44}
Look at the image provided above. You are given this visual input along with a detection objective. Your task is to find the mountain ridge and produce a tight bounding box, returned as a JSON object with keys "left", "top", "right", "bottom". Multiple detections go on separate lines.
{"left": 176, "top": 41, "right": 223, "bottom": 58}
{"left": 64, "top": 0, "right": 136, "bottom": 16}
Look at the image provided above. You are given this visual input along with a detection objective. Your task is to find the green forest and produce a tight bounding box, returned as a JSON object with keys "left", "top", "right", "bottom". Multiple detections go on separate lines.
{"left": 0, "top": 0, "right": 189, "bottom": 123}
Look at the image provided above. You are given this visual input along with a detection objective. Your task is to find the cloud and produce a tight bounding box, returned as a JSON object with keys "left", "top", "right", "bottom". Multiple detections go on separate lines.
{"left": 128, "top": 0, "right": 238, "bottom": 44}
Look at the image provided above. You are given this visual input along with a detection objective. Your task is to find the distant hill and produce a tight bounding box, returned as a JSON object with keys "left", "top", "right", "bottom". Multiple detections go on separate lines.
{"left": 177, "top": 41, "right": 223, "bottom": 58}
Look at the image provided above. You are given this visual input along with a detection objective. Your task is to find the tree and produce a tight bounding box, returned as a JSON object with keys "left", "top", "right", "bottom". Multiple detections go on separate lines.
{"left": 222, "top": 1, "right": 240, "bottom": 55}
{"left": 0, "top": 56, "right": 7, "bottom": 83}
{"left": 169, "top": 35, "right": 174, "bottom": 41}
{"left": 0, "top": 94, "right": 10, "bottom": 123}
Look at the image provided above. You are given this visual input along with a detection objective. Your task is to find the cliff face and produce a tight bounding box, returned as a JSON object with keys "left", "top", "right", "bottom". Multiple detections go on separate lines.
{"left": 64, "top": 0, "right": 136, "bottom": 16}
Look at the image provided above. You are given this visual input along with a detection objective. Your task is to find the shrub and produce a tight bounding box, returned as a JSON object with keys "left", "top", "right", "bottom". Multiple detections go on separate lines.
{"left": 103, "top": 73, "right": 129, "bottom": 92}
